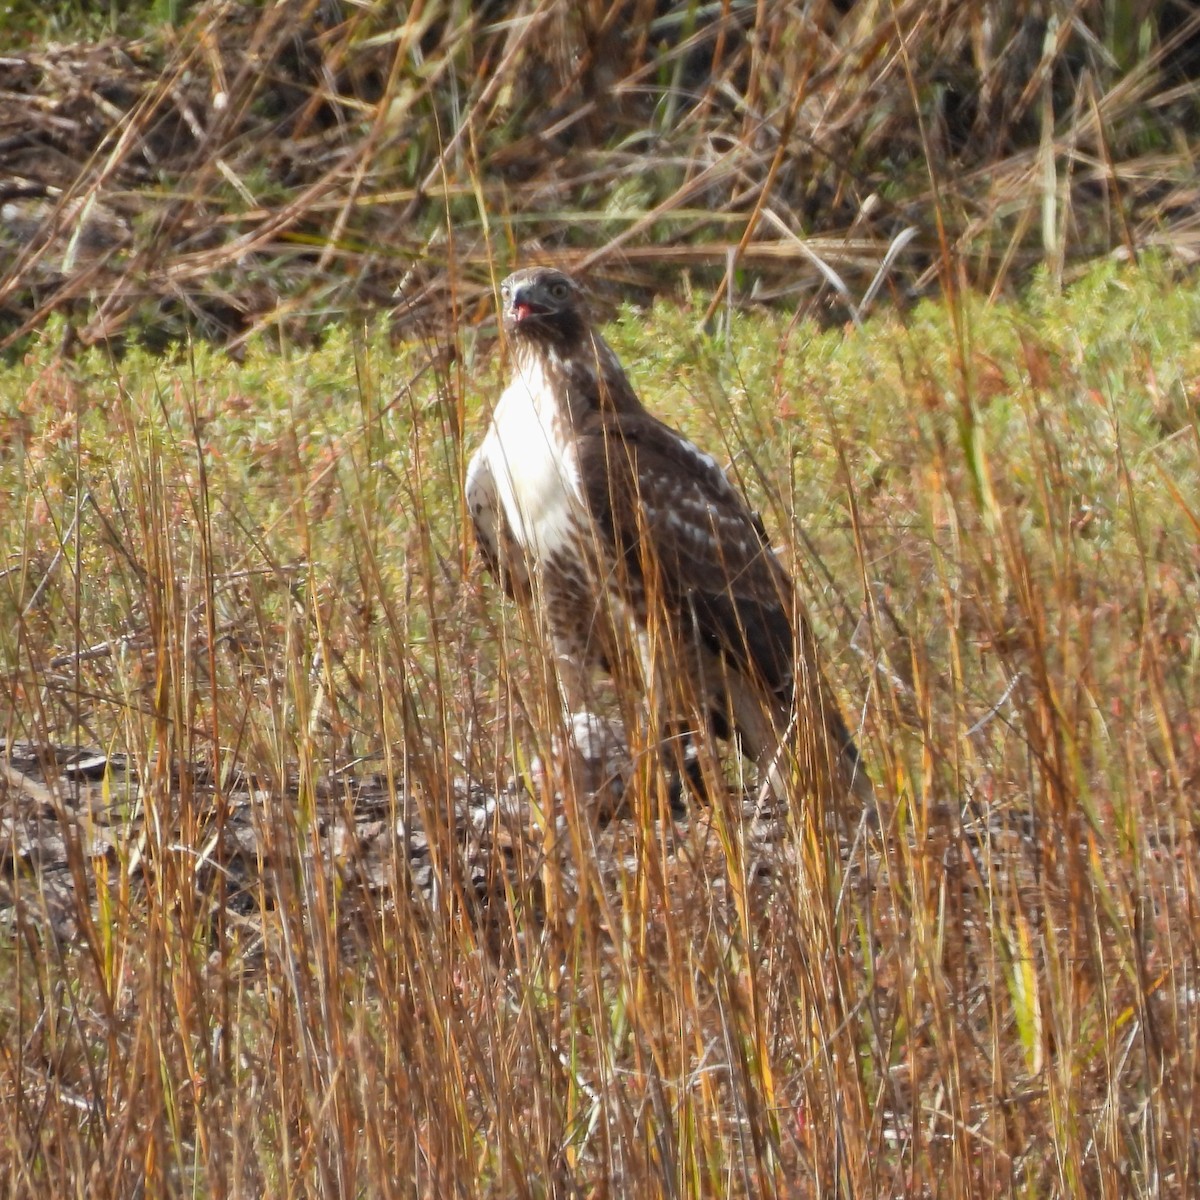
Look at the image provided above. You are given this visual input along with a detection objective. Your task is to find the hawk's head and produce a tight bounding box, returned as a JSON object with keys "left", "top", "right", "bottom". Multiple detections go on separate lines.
{"left": 501, "top": 267, "right": 586, "bottom": 349}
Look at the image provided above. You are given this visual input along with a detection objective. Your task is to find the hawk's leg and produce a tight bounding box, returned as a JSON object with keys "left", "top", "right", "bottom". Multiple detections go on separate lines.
{"left": 638, "top": 640, "right": 721, "bottom": 809}
{"left": 656, "top": 721, "right": 709, "bottom": 811}
{"left": 550, "top": 630, "right": 699, "bottom": 814}
{"left": 537, "top": 629, "right": 635, "bottom": 813}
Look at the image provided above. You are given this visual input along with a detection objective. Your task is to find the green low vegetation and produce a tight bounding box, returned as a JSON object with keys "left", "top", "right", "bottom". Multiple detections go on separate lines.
{"left": 2, "top": 256, "right": 1197, "bottom": 1194}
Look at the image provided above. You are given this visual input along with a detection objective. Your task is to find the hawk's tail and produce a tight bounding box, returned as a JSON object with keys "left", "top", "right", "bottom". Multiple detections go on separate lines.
{"left": 777, "top": 664, "right": 875, "bottom": 811}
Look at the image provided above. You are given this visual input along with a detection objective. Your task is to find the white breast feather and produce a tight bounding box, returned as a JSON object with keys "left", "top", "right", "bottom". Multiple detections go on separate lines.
{"left": 469, "top": 356, "right": 583, "bottom": 562}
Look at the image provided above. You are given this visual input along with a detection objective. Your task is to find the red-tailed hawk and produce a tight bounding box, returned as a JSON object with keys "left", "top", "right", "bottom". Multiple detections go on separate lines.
{"left": 466, "top": 266, "right": 871, "bottom": 807}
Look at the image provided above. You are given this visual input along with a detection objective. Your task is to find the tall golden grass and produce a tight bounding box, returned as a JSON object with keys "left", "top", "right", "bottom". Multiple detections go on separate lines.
{"left": 4, "top": 257, "right": 1198, "bottom": 1194}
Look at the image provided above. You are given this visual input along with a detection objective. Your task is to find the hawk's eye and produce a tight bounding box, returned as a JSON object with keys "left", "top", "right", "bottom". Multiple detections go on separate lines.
{"left": 500, "top": 284, "right": 510, "bottom": 299}
{"left": 549, "top": 281, "right": 569, "bottom": 300}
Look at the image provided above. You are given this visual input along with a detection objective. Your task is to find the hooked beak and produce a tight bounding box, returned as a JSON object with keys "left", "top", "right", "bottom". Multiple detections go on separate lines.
{"left": 509, "top": 289, "right": 549, "bottom": 324}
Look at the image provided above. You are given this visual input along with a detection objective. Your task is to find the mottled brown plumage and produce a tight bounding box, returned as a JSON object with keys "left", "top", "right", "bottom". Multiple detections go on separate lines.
{"left": 465, "top": 266, "right": 870, "bottom": 805}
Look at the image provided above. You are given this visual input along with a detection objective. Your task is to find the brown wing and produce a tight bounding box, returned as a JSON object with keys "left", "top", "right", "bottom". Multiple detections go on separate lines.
{"left": 465, "top": 438, "right": 532, "bottom": 601}
{"left": 577, "top": 410, "right": 796, "bottom": 699}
